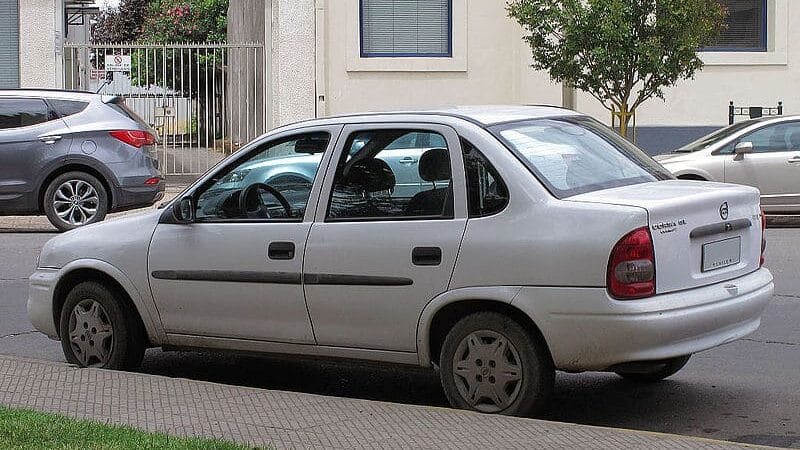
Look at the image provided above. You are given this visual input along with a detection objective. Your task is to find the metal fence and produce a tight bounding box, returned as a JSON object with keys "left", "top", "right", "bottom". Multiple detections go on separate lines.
{"left": 63, "top": 42, "right": 266, "bottom": 175}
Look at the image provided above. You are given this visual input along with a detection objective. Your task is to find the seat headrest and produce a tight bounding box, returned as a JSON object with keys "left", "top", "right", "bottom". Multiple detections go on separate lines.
{"left": 419, "top": 148, "right": 451, "bottom": 182}
{"left": 789, "top": 130, "right": 800, "bottom": 149}
{"left": 342, "top": 158, "right": 395, "bottom": 192}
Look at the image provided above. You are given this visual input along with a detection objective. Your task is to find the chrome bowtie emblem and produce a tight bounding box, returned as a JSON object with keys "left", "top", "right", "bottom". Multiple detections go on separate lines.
{"left": 719, "top": 202, "right": 729, "bottom": 220}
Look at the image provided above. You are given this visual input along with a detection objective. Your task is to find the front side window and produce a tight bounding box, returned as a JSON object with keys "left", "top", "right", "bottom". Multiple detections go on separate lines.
{"left": 737, "top": 122, "right": 800, "bottom": 153}
{"left": 492, "top": 117, "right": 672, "bottom": 199}
{"left": 195, "top": 132, "right": 330, "bottom": 221}
{"left": 360, "top": 0, "right": 452, "bottom": 57}
{"left": 327, "top": 129, "right": 453, "bottom": 220}
{"left": 704, "top": 0, "right": 766, "bottom": 51}
{"left": 0, "top": 98, "right": 49, "bottom": 129}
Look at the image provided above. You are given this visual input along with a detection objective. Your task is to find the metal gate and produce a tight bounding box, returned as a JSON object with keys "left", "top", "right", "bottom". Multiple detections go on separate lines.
{"left": 63, "top": 42, "right": 266, "bottom": 175}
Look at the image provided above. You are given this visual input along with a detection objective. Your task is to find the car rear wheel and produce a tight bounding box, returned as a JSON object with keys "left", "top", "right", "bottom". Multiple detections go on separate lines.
{"left": 614, "top": 355, "right": 691, "bottom": 382}
{"left": 59, "top": 281, "right": 145, "bottom": 370}
{"left": 44, "top": 171, "right": 108, "bottom": 232}
{"left": 439, "top": 312, "right": 554, "bottom": 416}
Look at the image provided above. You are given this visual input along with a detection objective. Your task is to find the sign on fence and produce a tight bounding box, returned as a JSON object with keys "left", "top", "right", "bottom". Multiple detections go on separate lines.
{"left": 104, "top": 54, "right": 132, "bottom": 72}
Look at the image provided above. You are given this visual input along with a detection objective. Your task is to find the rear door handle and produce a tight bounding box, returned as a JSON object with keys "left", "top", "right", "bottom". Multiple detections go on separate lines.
{"left": 399, "top": 157, "right": 418, "bottom": 165}
{"left": 268, "top": 241, "right": 295, "bottom": 260}
{"left": 412, "top": 246, "right": 442, "bottom": 266}
{"left": 788, "top": 157, "right": 800, "bottom": 164}
{"left": 39, "top": 135, "right": 62, "bottom": 144}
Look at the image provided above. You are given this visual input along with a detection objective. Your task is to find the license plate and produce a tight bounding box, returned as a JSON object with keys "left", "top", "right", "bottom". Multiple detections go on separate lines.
{"left": 702, "top": 237, "right": 741, "bottom": 272}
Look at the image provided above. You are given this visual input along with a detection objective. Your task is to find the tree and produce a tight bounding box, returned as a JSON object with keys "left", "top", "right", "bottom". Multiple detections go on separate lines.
{"left": 140, "top": 0, "right": 228, "bottom": 43}
{"left": 507, "top": 0, "right": 726, "bottom": 137}
{"left": 92, "top": 0, "right": 150, "bottom": 43}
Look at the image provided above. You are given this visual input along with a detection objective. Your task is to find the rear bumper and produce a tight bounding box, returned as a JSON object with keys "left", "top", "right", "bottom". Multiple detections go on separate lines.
{"left": 112, "top": 179, "right": 165, "bottom": 211}
{"left": 512, "top": 268, "right": 774, "bottom": 371}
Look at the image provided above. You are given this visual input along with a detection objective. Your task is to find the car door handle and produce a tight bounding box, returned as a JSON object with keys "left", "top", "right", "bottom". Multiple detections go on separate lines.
{"left": 412, "top": 246, "right": 442, "bottom": 266}
{"left": 399, "top": 157, "right": 418, "bottom": 165}
{"left": 788, "top": 157, "right": 800, "bottom": 164}
{"left": 39, "top": 135, "right": 62, "bottom": 144}
{"left": 268, "top": 241, "right": 295, "bottom": 260}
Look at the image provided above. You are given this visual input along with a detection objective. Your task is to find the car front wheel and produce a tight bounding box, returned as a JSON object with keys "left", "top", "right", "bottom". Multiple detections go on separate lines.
{"left": 44, "top": 171, "right": 108, "bottom": 231}
{"left": 59, "top": 281, "right": 145, "bottom": 370}
{"left": 439, "top": 312, "right": 554, "bottom": 416}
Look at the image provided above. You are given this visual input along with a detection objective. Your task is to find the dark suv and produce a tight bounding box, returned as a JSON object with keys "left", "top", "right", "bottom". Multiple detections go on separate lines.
{"left": 0, "top": 90, "right": 164, "bottom": 231}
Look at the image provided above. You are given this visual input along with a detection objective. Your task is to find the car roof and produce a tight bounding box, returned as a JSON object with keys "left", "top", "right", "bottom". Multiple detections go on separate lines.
{"left": 290, "top": 105, "right": 583, "bottom": 129}
{"left": 0, "top": 89, "right": 100, "bottom": 102}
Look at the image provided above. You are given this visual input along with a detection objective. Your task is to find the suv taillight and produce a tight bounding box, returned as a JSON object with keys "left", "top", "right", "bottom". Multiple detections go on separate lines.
{"left": 607, "top": 227, "right": 656, "bottom": 300}
{"left": 760, "top": 208, "right": 767, "bottom": 267}
{"left": 110, "top": 130, "right": 156, "bottom": 148}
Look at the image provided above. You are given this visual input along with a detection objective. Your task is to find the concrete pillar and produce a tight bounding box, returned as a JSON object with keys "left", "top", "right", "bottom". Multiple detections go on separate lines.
{"left": 270, "top": 0, "right": 316, "bottom": 127}
{"left": 19, "top": 0, "right": 62, "bottom": 88}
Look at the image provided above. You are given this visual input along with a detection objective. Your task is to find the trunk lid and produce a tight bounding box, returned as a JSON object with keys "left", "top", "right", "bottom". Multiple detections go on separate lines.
{"left": 568, "top": 180, "right": 762, "bottom": 294}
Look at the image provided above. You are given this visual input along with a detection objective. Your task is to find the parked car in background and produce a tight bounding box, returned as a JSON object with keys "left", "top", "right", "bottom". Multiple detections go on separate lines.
{"left": 29, "top": 106, "right": 773, "bottom": 417}
{"left": 655, "top": 116, "right": 800, "bottom": 214}
{"left": 0, "top": 90, "right": 164, "bottom": 231}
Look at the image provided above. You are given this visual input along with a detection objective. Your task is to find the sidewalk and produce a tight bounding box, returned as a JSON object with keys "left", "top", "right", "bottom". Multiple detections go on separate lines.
{"left": 0, "top": 355, "right": 776, "bottom": 449}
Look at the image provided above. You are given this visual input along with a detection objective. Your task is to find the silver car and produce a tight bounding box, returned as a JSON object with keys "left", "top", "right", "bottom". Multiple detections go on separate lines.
{"left": 655, "top": 116, "right": 800, "bottom": 213}
{"left": 0, "top": 89, "right": 164, "bottom": 231}
{"left": 29, "top": 106, "right": 773, "bottom": 416}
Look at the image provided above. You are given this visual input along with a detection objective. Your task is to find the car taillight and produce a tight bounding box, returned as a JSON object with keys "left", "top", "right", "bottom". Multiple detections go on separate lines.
{"left": 144, "top": 177, "right": 162, "bottom": 186}
{"left": 760, "top": 208, "right": 767, "bottom": 267}
{"left": 110, "top": 130, "right": 156, "bottom": 148}
{"left": 607, "top": 227, "right": 656, "bottom": 300}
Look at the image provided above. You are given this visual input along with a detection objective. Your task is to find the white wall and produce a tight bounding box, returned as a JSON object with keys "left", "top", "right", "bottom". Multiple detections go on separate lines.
{"left": 19, "top": 0, "right": 62, "bottom": 88}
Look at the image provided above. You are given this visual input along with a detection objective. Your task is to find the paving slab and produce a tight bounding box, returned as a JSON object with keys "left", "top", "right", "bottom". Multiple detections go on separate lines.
{"left": 0, "top": 355, "right": 780, "bottom": 449}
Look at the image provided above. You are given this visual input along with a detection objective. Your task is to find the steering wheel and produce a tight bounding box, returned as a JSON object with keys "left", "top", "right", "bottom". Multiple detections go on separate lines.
{"left": 239, "top": 183, "right": 292, "bottom": 219}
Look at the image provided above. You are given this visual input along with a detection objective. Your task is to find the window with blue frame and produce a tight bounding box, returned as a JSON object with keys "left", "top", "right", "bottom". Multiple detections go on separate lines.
{"left": 360, "top": 0, "right": 452, "bottom": 58}
{"left": 703, "top": 0, "right": 767, "bottom": 52}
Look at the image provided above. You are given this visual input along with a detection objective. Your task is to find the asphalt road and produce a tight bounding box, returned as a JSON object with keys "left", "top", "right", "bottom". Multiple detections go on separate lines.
{"left": 0, "top": 224, "right": 798, "bottom": 448}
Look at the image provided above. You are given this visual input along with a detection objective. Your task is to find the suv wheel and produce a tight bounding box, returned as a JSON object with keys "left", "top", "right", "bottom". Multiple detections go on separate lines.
{"left": 59, "top": 281, "right": 146, "bottom": 370}
{"left": 44, "top": 171, "right": 108, "bottom": 231}
{"left": 439, "top": 312, "right": 554, "bottom": 416}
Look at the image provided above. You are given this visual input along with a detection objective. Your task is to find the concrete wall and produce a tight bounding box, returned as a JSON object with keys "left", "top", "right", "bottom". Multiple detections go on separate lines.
{"left": 19, "top": 0, "right": 62, "bottom": 88}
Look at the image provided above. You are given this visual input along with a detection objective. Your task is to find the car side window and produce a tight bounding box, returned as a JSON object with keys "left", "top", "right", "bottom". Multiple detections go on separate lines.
{"left": 327, "top": 129, "right": 453, "bottom": 220}
{"left": 739, "top": 123, "right": 800, "bottom": 153}
{"left": 461, "top": 138, "right": 508, "bottom": 217}
{"left": 194, "top": 132, "right": 330, "bottom": 221}
{"left": 0, "top": 98, "right": 50, "bottom": 130}
{"left": 49, "top": 99, "right": 89, "bottom": 118}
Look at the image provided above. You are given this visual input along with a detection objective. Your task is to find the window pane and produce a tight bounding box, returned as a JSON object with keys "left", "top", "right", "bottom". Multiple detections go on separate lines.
{"left": 195, "top": 132, "right": 330, "bottom": 220}
{"left": 361, "top": 0, "right": 451, "bottom": 57}
{"left": 462, "top": 139, "right": 508, "bottom": 217}
{"left": 740, "top": 123, "right": 800, "bottom": 153}
{"left": 0, "top": 98, "right": 48, "bottom": 129}
{"left": 328, "top": 130, "right": 453, "bottom": 219}
{"left": 50, "top": 100, "right": 89, "bottom": 118}
{"left": 707, "top": 0, "right": 765, "bottom": 50}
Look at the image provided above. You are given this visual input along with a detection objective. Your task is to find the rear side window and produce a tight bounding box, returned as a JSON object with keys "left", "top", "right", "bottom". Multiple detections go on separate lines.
{"left": 462, "top": 138, "right": 508, "bottom": 217}
{"left": 492, "top": 117, "right": 672, "bottom": 198}
{"left": 49, "top": 99, "right": 89, "bottom": 118}
{"left": 0, "top": 98, "right": 49, "bottom": 129}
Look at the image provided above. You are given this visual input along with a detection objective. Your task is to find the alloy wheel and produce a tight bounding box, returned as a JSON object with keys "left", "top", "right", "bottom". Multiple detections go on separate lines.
{"left": 53, "top": 179, "right": 99, "bottom": 226}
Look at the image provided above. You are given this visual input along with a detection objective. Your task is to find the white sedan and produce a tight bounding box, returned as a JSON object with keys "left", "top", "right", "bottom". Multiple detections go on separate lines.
{"left": 29, "top": 106, "right": 773, "bottom": 416}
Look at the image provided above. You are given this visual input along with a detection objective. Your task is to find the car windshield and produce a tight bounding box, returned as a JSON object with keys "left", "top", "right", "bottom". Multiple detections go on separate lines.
{"left": 491, "top": 117, "right": 672, "bottom": 199}
{"left": 676, "top": 120, "right": 759, "bottom": 153}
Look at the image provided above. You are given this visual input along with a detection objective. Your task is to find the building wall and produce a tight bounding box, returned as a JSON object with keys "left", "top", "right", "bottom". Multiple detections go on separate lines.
{"left": 19, "top": 0, "right": 62, "bottom": 88}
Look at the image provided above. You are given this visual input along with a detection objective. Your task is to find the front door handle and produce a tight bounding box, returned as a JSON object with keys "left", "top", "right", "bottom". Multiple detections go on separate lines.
{"left": 399, "top": 157, "right": 418, "bottom": 165}
{"left": 788, "top": 157, "right": 800, "bottom": 164}
{"left": 268, "top": 241, "right": 295, "bottom": 260}
{"left": 412, "top": 246, "right": 442, "bottom": 266}
{"left": 39, "top": 135, "right": 62, "bottom": 145}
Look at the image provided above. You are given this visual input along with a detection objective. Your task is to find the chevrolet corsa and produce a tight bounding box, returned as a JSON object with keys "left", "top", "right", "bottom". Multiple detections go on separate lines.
{"left": 29, "top": 106, "right": 774, "bottom": 416}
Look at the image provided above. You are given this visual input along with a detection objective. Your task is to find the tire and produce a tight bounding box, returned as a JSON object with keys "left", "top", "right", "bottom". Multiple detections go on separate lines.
{"left": 44, "top": 171, "right": 108, "bottom": 232}
{"left": 59, "top": 281, "right": 146, "bottom": 370}
{"left": 615, "top": 355, "right": 691, "bottom": 382}
{"left": 439, "top": 312, "right": 554, "bottom": 417}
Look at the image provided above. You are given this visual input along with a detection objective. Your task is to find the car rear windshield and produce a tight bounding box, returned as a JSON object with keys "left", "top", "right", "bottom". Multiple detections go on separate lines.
{"left": 105, "top": 97, "right": 151, "bottom": 129}
{"left": 491, "top": 117, "right": 672, "bottom": 199}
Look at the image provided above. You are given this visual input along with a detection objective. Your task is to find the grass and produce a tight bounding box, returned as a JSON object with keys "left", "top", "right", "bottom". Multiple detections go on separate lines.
{"left": 0, "top": 406, "right": 260, "bottom": 450}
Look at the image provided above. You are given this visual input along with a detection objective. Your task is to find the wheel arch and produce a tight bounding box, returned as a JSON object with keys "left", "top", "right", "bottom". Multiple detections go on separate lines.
{"left": 38, "top": 163, "right": 115, "bottom": 213}
{"left": 52, "top": 261, "right": 163, "bottom": 345}
{"left": 417, "top": 287, "right": 553, "bottom": 368}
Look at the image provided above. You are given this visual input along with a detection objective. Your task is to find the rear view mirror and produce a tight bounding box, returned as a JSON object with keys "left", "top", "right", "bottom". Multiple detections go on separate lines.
{"left": 173, "top": 197, "right": 194, "bottom": 223}
{"left": 734, "top": 141, "right": 754, "bottom": 155}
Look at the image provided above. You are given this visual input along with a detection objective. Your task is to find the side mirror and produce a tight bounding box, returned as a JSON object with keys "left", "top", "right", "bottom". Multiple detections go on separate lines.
{"left": 734, "top": 141, "right": 754, "bottom": 155}
{"left": 172, "top": 197, "right": 194, "bottom": 223}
